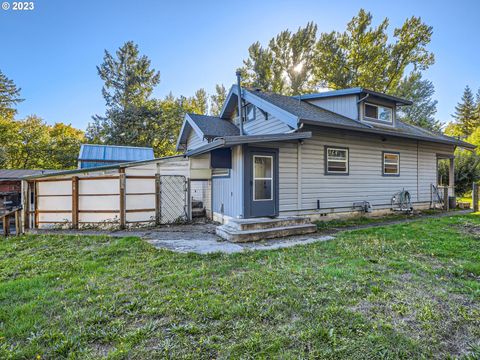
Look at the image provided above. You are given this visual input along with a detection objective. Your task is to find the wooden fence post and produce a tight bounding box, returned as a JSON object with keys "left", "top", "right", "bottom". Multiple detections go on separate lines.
{"left": 473, "top": 183, "right": 479, "bottom": 212}
{"left": 72, "top": 176, "right": 79, "bottom": 229}
{"left": 443, "top": 187, "right": 449, "bottom": 211}
{"left": 21, "top": 180, "right": 29, "bottom": 232}
{"left": 155, "top": 173, "right": 161, "bottom": 225}
{"left": 34, "top": 181, "right": 39, "bottom": 229}
{"left": 119, "top": 169, "right": 126, "bottom": 229}
{"left": 15, "top": 210, "right": 21, "bottom": 235}
{"left": 3, "top": 214, "right": 10, "bottom": 236}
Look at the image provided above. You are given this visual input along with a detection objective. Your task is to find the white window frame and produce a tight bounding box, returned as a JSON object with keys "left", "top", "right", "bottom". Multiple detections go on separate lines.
{"left": 364, "top": 102, "right": 393, "bottom": 123}
{"left": 383, "top": 152, "right": 400, "bottom": 176}
{"left": 325, "top": 147, "right": 349, "bottom": 175}
{"left": 253, "top": 155, "right": 273, "bottom": 201}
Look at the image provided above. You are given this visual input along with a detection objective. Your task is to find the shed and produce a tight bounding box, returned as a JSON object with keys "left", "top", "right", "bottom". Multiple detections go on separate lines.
{"left": 0, "top": 169, "right": 57, "bottom": 211}
{"left": 78, "top": 144, "right": 155, "bottom": 169}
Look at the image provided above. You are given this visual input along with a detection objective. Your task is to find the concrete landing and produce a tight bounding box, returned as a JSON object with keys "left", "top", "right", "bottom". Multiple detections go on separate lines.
{"left": 216, "top": 216, "right": 317, "bottom": 242}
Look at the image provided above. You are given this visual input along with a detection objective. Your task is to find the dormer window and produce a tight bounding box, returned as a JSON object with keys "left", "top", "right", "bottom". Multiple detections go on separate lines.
{"left": 364, "top": 103, "right": 393, "bottom": 123}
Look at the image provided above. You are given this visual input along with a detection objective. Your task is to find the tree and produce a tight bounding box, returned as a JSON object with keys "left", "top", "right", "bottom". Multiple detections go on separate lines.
{"left": 393, "top": 72, "right": 440, "bottom": 131}
{"left": 450, "top": 86, "right": 479, "bottom": 137}
{"left": 241, "top": 22, "right": 318, "bottom": 95}
{"left": 187, "top": 88, "right": 208, "bottom": 114}
{"left": 89, "top": 41, "right": 161, "bottom": 146}
{"left": 0, "top": 70, "right": 23, "bottom": 119}
{"left": 438, "top": 150, "right": 480, "bottom": 196}
{"left": 48, "top": 122, "right": 85, "bottom": 169}
{"left": 239, "top": 10, "right": 438, "bottom": 129}
{"left": 314, "top": 10, "right": 434, "bottom": 92}
{"left": 0, "top": 116, "right": 84, "bottom": 169}
{"left": 210, "top": 84, "right": 227, "bottom": 116}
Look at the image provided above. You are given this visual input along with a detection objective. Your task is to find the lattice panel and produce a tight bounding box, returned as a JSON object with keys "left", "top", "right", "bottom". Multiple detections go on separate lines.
{"left": 160, "top": 175, "right": 188, "bottom": 224}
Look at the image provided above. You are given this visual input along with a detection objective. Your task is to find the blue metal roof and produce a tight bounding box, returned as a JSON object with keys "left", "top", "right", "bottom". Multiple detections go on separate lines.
{"left": 78, "top": 144, "right": 155, "bottom": 169}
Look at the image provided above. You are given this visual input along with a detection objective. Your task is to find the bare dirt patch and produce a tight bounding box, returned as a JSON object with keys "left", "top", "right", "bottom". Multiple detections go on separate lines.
{"left": 350, "top": 273, "right": 480, "bottom": 359}
{"left": 456, "top": 222, "right": 480, "bottom": 238}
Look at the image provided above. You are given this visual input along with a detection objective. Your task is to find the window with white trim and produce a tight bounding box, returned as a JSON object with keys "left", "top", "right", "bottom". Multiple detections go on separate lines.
{"left": 383, "top": 152, "right": 400, "bottom": 175}
{"left": 253, "top": 155, "right": 273, "bottom": 200}
{"left": 325, "top": 147, "right": 349, "bottom": 174}
{"left": 364, "top": 103, "right": 393, "bottom": 123}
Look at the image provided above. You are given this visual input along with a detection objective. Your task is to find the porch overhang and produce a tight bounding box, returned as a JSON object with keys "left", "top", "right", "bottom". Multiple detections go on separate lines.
{"left": 185, "top": 132, "right": 312, "bottom": 157}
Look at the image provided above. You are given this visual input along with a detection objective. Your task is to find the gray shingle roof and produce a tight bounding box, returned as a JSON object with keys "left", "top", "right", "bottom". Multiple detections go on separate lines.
{"left": 248, "top": 89, "right": 474, "bottom": 149}
{"left": 250, "top": 89, "right": 370, "bottom": 129}
{"left": 188, "top": 114, "right": 240, "bottom": 137}
{"left": 0, "top": 169, "right": 58, "bottom": 180}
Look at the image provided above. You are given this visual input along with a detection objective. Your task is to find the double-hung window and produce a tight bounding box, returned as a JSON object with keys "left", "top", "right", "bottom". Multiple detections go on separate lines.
{"left": 383, "top": 152, "right": 400, "bottom": 176}
{"left": 325, "top": 146, "right": 349, "bottom": 175}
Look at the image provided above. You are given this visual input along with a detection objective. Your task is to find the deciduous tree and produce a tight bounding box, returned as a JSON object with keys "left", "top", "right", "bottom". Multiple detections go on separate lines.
{"left": 210, "top": 84, "right": 227, "bottom": 116}
{"left": 393, "top": 72, "right": 440, "bottom": 132}
{"left": 239, "top": 10, "right": 438, "bottom": 130}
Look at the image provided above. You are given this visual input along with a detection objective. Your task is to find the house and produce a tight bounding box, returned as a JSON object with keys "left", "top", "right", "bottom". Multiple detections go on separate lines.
{"left": 176, "top": 85, "right": 474, "bottom": 228}
{"left": 78, "top": 144, "right": 154, "bottom": 169}
{"left": 20, "top": 83, "right": 474, "bottom": 241}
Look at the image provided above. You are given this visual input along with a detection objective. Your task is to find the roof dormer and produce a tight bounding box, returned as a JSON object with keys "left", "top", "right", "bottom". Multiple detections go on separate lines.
{"left": 360, "top": 98, "right": 396, "bottom": 127}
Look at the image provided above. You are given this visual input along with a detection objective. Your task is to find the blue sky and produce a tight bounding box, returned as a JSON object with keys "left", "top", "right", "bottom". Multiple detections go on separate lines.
{"left": 1, "top": 0, "right": 479, "bottom": 130}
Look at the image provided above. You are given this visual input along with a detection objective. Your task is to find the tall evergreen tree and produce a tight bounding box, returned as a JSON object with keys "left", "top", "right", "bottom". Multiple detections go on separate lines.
{"left": 0, "top": 70, "right": 24, "bottom": 119}
{"left": 452, "top": 86, "right": 479, "bottom": 136}
{"left": 88, "top": 41, "right": 161, "bottom": 146}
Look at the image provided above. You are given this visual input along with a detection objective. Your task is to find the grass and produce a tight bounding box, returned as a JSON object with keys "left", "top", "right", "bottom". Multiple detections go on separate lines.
{"left": 0, "top": 214, "right": 479, "bottom": 359}
{"left": 314, "top": 210, "right": 444, "bottom": 231}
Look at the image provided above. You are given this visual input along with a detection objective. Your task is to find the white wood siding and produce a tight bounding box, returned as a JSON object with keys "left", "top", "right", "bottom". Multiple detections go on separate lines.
{"left": 307, "top": 95, "right": 358, "bottom": 120}
{"left": 186, "top": 130, "right": 206, "bottom": 150}
{"left": 211, "top": 145, "right": 244, "bottom": 218}
{"left": 256, "top": 126, "right": 453, "bottom": 215}
{"left": 243, "top": 107, "right": 291, "bottom": 135}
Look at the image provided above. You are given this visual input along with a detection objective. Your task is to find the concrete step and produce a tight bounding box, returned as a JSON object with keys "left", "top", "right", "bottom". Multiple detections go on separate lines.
{"left": 216, "top": 223, "right": 317, "bottom": 243}
{"left": 225, "top": 216, "right": 311, "bottom": 231}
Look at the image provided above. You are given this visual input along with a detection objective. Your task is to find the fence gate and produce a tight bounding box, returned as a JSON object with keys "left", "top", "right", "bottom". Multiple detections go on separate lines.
{"left": 158, "top": 175, "right": 188, "bottom": 224}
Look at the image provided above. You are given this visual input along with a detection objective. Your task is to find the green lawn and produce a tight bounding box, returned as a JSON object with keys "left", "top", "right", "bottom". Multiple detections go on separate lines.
{"left": 313, "top": 211, "right": 444, "bottom": 231}
{"left": 1, "top": 214, "right": 479, "bottom": 359}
